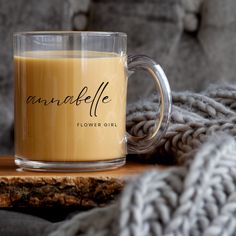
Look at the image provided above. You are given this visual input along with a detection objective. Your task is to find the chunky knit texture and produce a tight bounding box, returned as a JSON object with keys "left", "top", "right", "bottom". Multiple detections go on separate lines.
{"left": 127, "top": 84, "right": 236, "bottom": 163}
{"left": 47, "top": 85, "right": 236, "bottom": 236}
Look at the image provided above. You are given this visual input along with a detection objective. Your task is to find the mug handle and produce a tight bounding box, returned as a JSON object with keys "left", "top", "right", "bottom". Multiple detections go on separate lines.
{"left": 127, "top": 55, "right": 172, "bottom": 154}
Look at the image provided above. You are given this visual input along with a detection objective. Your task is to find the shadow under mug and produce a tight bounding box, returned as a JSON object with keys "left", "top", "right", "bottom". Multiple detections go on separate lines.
{"left": 14, "top": 31, "right": 172, "bottom": 172}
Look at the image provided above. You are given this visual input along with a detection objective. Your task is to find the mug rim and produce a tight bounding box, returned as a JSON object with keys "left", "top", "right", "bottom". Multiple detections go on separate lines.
{"left": 13, "top": 31, "right": 127, "bottom": 37}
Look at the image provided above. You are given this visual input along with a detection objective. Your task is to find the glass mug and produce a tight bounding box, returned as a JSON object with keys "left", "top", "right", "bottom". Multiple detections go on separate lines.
{"left": 14, "top": 32, "right": 172, "bottom": 172}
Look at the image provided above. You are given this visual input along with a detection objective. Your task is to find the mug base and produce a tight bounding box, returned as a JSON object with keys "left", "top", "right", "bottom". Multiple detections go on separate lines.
{"left": 14, "top": 156, "right": 126, "bottom": 172}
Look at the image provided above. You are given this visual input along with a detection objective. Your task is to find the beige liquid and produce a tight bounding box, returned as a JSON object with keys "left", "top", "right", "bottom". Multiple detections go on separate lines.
{"left": 15, "top": 51, "right": 127, "bottom": 162}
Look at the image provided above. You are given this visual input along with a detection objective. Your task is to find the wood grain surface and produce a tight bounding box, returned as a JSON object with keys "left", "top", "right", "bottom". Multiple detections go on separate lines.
{"left": 0, "top": 156, "right": 164, "bottom": 208}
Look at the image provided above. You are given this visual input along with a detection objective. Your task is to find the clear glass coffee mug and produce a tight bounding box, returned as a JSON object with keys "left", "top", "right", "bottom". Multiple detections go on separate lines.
{"left": 14, "top": 31, "right": 172, "bottom": 172}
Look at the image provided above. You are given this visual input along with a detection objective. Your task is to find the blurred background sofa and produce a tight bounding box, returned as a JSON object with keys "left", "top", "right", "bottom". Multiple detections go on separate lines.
{"left": 0, "top": 0, "right": 236, "bottom": 155}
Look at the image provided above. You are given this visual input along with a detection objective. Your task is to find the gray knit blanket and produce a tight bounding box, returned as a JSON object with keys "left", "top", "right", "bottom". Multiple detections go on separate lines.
{"left": 1, "top": 85, "right": 236, "bottom": 236}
